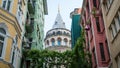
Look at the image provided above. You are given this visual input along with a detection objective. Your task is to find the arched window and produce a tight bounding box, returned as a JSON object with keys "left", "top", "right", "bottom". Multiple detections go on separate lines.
{"left": 66, "top": 33, "right": 69, "bottom": 36}
{"left": 57, "top": 31, "right": 62, "bottom": 35}
{"left": 0, "top": 28, "right": 6, "bottom": 57}
{"left": 57, "top": 37, "right": 61, "bottom": 46}
{"left": 51, "top": 38, "right": 55, "bottom": 46}
{"left": 64, "top": 38, "right": 68, "bottom": 45}
{"left": 52, "top": 32, "right": 55, "bottom": 36}
{"left": 47, "top": 40, "right": 49, "bottom": 45}
{"left": 63, "top": 31, "right": 66, "bottom": 35}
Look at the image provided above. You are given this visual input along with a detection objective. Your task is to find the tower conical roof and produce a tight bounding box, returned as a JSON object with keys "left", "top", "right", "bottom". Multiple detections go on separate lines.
{"left": 52, "top": 11, "right": 66, "bottom": 29}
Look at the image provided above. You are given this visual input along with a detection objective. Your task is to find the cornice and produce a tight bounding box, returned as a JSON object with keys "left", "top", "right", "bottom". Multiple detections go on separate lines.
{"left": 46, "top": 28, "right": 71, "bottom": 34}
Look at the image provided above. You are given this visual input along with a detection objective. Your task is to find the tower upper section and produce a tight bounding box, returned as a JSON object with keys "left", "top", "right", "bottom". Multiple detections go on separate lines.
{"left": 52, "top": 10, "right": 66, "bottom": 29}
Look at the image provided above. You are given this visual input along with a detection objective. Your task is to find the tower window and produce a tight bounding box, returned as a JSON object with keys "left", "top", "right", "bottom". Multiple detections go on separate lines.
{"left": 57, "top": 31, "right": 62, "bottom": 35}
{"left": 52, "top": 32, "right": 55, "bottom": 35}
{"left": 64, "top": 38, "right": 68, "bottom": 45}
{"left": 51, "top": 38, "right": 55, "bottom": 46}
{"left": 57, "top": 38, "right": 61, "bottom": 46}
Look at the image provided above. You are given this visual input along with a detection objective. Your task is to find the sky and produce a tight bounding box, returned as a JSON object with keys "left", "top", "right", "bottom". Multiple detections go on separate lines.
{"left": 44, "top": 0, "right": 83, "bottom": 36}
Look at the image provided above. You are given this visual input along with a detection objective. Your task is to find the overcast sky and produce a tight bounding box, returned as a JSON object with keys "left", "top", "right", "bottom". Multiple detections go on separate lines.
{"left": 44, "top": 0, "right": 83, "bottom": 36}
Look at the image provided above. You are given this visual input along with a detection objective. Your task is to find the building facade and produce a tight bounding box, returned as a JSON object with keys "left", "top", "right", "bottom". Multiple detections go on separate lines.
{"left": 22, "top": 0, "right": 48, "bottom": 50}
{"left": 44, "top": 10, "right": 71, "bottom": 52}
{"left": 21, "top": 0, "right": 48, "bottom": 68}
{"left": 81, "top": 0, "right": 110, "bottom": 68}
{"left": 0, "top": 0, "right": 27, "bottom": 68}
{"left": 101, "top": 0, "right": 120, "bottom": 68}
{"left": 70, "top": 8, "right": 81, "bottom": 48}
{"left": 30, "top": 0, "right": 48, "bottom": 50}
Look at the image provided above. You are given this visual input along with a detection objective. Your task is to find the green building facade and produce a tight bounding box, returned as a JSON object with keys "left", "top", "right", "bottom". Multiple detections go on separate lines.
{"left": 70, "top": 8, "right": 81, "bottom": 48}
{"left": 31, "top": 0, "right": 48, "bottom": 50}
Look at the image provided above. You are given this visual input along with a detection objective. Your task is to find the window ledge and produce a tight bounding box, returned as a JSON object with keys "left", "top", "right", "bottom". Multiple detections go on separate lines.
{"left": 97, "top": 31, "right": 103, "bottom": 34}
{"left": 101, "top": 59, "right": 110, "bottom": 64}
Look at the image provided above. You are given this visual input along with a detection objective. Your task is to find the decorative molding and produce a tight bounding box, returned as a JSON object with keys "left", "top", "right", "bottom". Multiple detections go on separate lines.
{"left": 0, "top": 7, "right": 22, "bottom": 38}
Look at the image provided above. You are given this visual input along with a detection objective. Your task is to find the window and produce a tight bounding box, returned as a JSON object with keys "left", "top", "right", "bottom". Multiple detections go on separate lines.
{"left": 64, "top": 38, "right": 68, "bottom": 45}
{"left": 96, "top": 17, "right": 101, "bottom": 32}
{"left": 110, "top": 11, "right": 120, "bottom": 38}
{"left": 2, "top": 0, "right": 6, "bottom": 8}
{"left": 0, "top": 28, "right": 6, "bottom": 57}
{"left": 51, "top": 38, "right": 55, "bottom": 46}
{"left": 93, "top": 0, "right": 97, "bottom": 8}
{"left": 7, "top": 0, "right": 11, "bottom": 11}
{"left": 47, "top": 40, "right": 49, "bottom": 45}
{"left": 2, "top": 0, "right": 12, "bottom": 11}
{"left": 114, "top": 16, "right": 120, "bottom": 31}
{"left": 17, "top": 0, "right": 22, "bottom": 25}
{"left": 112, "top": 20, "right": 117, "bottom": 36}
{"left": 52, "top": 32, "right": 55, "bottom": 35}
{"left": 110, "top": 27, "right": 114, "bottom": 38}
{"left": 93, "top": 48, "right": 97, "bottom": 65}
{"left": 57, "top": 31, "right": 62, "bottom": 35}
{"left": 63, "top": 31, "right": 66, "bottom": 35}
{"left": 99, "top": 43, "right": 106, "bottom": 61}
{"left": 57, "top": 38, "right": 61, "bottom": 46}
{"left": 12, "top": 47, "right": 15, "bottom": 64}
{"left": 118, "top": 11, "right": 120, "bottom": 26}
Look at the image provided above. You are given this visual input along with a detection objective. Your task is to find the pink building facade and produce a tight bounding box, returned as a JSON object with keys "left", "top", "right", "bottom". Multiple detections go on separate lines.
{"left": 81, "top": 0, "right": 110, "bottom": 68}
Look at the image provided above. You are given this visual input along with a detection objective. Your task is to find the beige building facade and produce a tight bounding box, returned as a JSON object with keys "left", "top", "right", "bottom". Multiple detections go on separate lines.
{"left": 101, "top": 0, "right": 120, "bottom": 68}
{"left": 0, "top": 0, "right": 28, "bottom": 68}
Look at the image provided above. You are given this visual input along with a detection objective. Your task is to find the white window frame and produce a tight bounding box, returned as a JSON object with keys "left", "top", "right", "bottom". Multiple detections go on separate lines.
{"left": 0, "top": 32, "right": 6, "bottom": 58}
{"left": 1, "top": 0, "right": 13, "bottom": 12}
{"left": 0, "top": 23, "right": 9, "bottom": 60}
